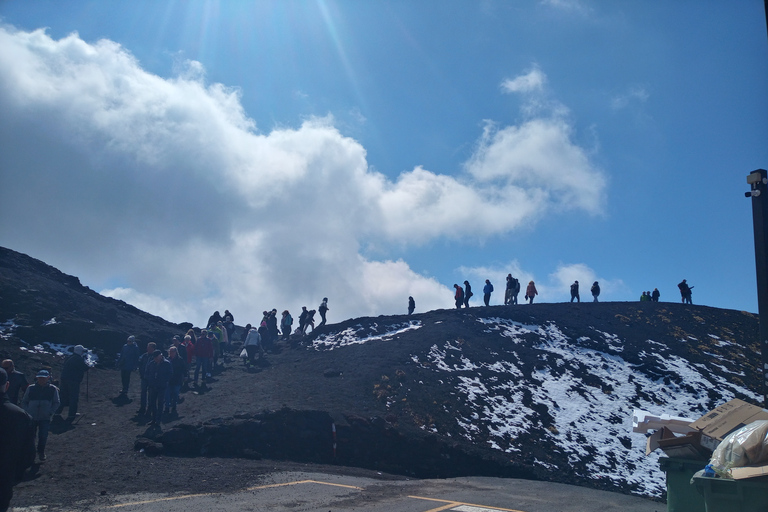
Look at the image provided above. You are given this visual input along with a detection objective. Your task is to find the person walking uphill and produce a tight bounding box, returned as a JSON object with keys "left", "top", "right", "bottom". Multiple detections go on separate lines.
{"left": 117, "top": 335, "right": 140, "bottom": 395}
{"left": 591, "top": 281, "right": 600, "bottom": 302}
{"left": 194, "top": 330, "right": 214, "bottom": 386}
{"left": 525, "top": 281, "right": 538, "bottom": 304}
{"left": 0, "top": 367, "right": 35, "bottom": 512}
{"left": 318, "top": 298, "right": 329, "bottom": 328}
{"left": 678, "top": 279, "right": 693, "bottom": 304}
{"left": 483, "top": 279, "right": 494, "bottom": 306}
{"left": 55, "top": 345, "right": 89, "bottom": 422}
{"left": 570, "top": 281, "right": 580, "bottom": 302}
{"left": 280, "top": 310, "right": 293, "bottom": 341}
{"left": 454, "top": 284, "right": 464, "bottom": 309}
{"left": 21, "top": 370, "right": 59, "bottom": 461}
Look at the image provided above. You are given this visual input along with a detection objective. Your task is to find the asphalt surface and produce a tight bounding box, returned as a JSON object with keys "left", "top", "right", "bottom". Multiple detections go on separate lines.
{"left": 16, "top": 471, "right": 663, "bottom": 512}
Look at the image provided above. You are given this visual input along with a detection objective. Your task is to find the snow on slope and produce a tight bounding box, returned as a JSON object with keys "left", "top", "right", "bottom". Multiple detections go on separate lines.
{"left": 308, "top": 314, "right": 759, "bottom": 498}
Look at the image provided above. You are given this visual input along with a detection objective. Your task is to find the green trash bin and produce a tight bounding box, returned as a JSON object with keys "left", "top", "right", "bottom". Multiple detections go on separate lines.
{"left": 658, "top": 457, "right": 707, "bottom": 512}
{"left": 692, "top": 473, "right": 768, "bottom": 512}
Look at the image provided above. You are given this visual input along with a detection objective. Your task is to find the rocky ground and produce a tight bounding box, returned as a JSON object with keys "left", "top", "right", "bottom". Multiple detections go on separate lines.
{"left": 0, "top": 246, "right": 762, "bottom": 509}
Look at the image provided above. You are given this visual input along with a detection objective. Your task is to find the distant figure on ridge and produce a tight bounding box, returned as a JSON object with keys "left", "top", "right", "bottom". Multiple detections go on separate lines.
{"left": 652, "top": 288, "right": 660, "bottom": 302}
{"left": 463, "top": 280, "right": 473, "bottom": 308}
{"left": 591, "top": 281, "right": 600, "bottom": 302}
{"left": 408, "top": 296, "right": 415, "bottom": 315}
{"left": 525, "top": 281, "right": 538, "bottom": 304}
{"left": 318, "top": 298, "right": 329, "bottom": 328}
{"left": 483, "top": 279, "right": 494, "bottom": 306}
{"left": 280, "top": 310, "right": 293, "bottom": 340}
{"left": 640, "top": 291, "right": 650, "bottom": 301}
{"left": 678, "top": 279, "right": 693, "bottom": 304}
{"left": 511, "top": 276, "right": 520, "bottom": 304}
{"left": 454, "top": 284, "right": 464, "bottom": 309}
{"left": 298, "top": 307, "right": 309, "bottom": 335}
{"left": 570, "top": 281, "right": 580, "bottom": 303}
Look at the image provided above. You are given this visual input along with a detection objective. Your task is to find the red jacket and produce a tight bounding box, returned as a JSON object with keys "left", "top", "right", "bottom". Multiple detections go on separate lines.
{"left": 195, "top": 337, "right": 214, "bottom": 358}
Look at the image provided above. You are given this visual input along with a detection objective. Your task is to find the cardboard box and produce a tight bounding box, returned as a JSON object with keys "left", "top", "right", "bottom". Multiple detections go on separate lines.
{"left": 649, "top": 399, "right": 768, "bottom": 480}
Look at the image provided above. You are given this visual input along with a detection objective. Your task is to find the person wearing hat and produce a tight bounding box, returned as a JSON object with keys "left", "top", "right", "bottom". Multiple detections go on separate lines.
{"left": 55, "top": 345, "right": 89, "bottom": 422}
{"left": 117, "top": 335, "right": 141, "bottom": 395}
{"left": 21, "top": 370, "right": 59, "bottom": 461}
{"left": 0, "top": 367, "right": 35, "bottom": 512}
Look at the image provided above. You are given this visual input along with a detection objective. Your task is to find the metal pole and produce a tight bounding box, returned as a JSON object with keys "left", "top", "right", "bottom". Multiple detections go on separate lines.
{"left": 746, "top": 169, "right": 768, "bottom": 407}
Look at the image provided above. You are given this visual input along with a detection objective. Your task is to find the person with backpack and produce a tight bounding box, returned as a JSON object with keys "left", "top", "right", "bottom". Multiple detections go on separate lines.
{"left": 591, "top": 281, "right": 600, "bottom": 302}
{"left": 463, "top": 281, "right": 472, "bottom": 308}
{"left": 483, "top": 279, "right": 494, "bottom": 306}
{"left": 678, "top": 279, "right": 693, "bottom": 304}
{"left": 570, "top": 281, "right": 580, "bottom": 303}
{"left": 454, "top": 284, "right": 464, "bottom": 309}
{"left": 505, "top": 274, "right": 514, "bottom": 305}
{"left": 298, "top": 307, "right": 309, "bottom": 335}
{"left": 512, "top": 277, "right": 520, "bottom": 305}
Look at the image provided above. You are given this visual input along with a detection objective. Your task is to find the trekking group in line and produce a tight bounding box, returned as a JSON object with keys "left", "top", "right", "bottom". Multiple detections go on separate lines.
{"left": 449, "top": 276, "right": 695, "bottom": 309}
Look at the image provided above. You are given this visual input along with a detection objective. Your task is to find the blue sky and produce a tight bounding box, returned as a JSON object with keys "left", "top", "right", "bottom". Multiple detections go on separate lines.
{"left": 0, "top": 1, "right": 766, "bottom": 326}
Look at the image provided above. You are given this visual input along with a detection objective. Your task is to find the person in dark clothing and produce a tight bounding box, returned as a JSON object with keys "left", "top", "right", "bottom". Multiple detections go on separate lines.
{"left": 222, "top": 316, "right": 235, "bottom": 349}
{"left": 512, "top": 277, "right": 520, "bottom": 305}
{"left": 193, "top": 331, "right": 213, "bottom": 386}
{"left": 306, "top": 310, "right": 316, "bottom": 333}
{"left": 463, "top": 281, "right": 472, "bottom": 308}
{"left": 55, "top": 345, "right": 89, "bottom": 421}
{"left": 570, "top": 281, "right": 580, "bottom": 303}
{"left": 116, "top": 335, "right": 140, "bottom": 395}
{"left": 408, "top": 296, "right": 415, "bottom": 315}
{"left": 591, "top": 281, "right": 600, "bottom": 302}
{"left": 267, "top": 310, "right": 279, "bottom": 345}
{"left": 206, "top": 311, "right": 223, "bottom": 330}
{"left": 144, "top": 350, "right": 172, "bottom": 425}
{"left": 483, "top": 279, "right": 494, "bottom": 306}
{"left": 652, "top": 288, "right": 660, "bottom": 302}
{"left": 21, "top": 370, "right": 59, "bottom": 461}
{"left": 318, "top": 298, "right": 329, "bottom": 328}
{"left": 136, "top": 342, "right": 156, "bottom": 415}
{"left": 1, "top": 360, "right": 28, "bottom": 406}
{"left": 454, "top": 284, "right": 464, "bottom": 309}
{"left": 678, "top": 279, "right": 693, "bottom": 304}
{"left": 505, "top": 274, "right": 514, "bottom": 305}
{"left": 0, "top": 367, "right": 35, "bottom": 512}
{"left": 164, "top": 347, "right": 185, "bottom": 415}
{"left": 298, "top": 307, "right": 309, "bottom": 335}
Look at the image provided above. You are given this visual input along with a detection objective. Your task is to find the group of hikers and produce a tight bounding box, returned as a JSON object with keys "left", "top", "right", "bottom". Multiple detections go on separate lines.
{"left": 449, "top": 276, "right": 695, "bottom": 308}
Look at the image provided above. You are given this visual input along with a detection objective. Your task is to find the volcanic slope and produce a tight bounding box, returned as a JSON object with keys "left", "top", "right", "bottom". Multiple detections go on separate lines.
{"left": 0, "top": 246, "right": 761, "bottom": 502}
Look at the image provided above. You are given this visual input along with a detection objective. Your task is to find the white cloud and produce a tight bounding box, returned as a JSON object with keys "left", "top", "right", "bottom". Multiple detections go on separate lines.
{"left": 0, "top": 27, "right": 607, "bottom": 326}
{"left": 611, "top": 86, "right": 649, "bottom": 110}
{"left": 501, "top": 65, "right": 546, "bottom": 94}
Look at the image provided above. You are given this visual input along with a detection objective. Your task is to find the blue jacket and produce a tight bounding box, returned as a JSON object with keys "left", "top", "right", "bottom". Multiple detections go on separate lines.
{"left": 483, "top": 282, "right": 494, "bottom": 294}
{"left": 117, "top": 343, "right": 140, "bottom": 371}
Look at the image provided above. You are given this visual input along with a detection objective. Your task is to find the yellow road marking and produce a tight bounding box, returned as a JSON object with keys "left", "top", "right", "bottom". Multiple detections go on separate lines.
{"left": 409, "top": 495, "right": 526, "bottom": 512}
{"left": 421, "top": 503, "right": 463, "bottom": 512}
{"left": 106, "top": 479, "right": 362, "bottom": 508}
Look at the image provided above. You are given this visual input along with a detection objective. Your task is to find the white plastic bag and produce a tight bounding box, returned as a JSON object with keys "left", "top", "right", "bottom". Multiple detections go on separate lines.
{"left": 239, "top": 348, "right": 248, "bottom": 358}
{"left": 710, "top": 419, "right": 768, "bottom": 471}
